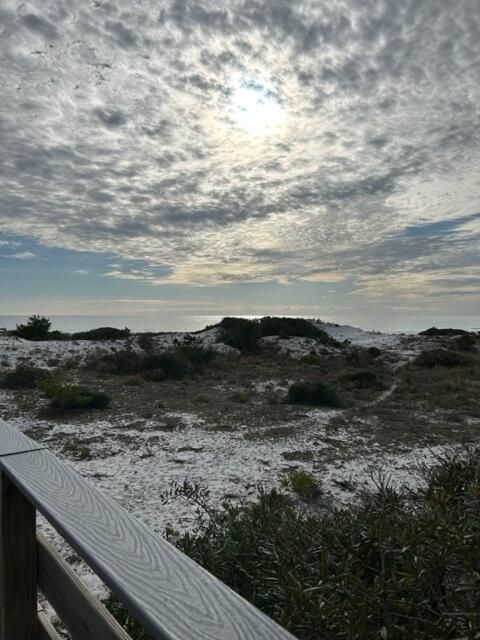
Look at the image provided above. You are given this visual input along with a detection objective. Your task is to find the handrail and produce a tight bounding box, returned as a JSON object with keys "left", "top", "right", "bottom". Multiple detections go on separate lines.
{"left": 0, "top": 420, "right": 297, "bottom": 640}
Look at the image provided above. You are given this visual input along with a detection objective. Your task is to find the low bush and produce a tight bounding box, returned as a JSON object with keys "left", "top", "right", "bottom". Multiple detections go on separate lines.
{"left": 41, "top": 382, "right": 110, "bottom": 411}
{"left": 259, "top": 317, "right": 331, "bottom": 343}
{"left": 345, "top": 347, "right": 376, "bottom": 367}
{"left": 419, "top": 327, "right": 469, "bottom": 337}
{"left": 145, "top": 353, "right": 189, "bottom": 379}
{"left": 219, "top": 317, "right": 261, "bottom": 352}
{"left": 88, "top": 344, "right": 214, "bottom": 380}
{"left": 414, "top": 348, "right": 468, "bottom": 368}
{"left": 176, "top": 342, "right": 216, "bottom": 371}
{"left": 1, "top": 365, "right": 52, "bottom": 389}
{"left": 14, "top": 315, "right": 51, "bottom": 340}
{"left": 89, "top": 350, "right": 144, "bottom": 375}
{"left": 367, "top": 346, "right": 381, "bottom": 358}
{"left": 455, "top": 334, "right": 476, "bottom": 352}
{"left": 137, "top": 333, "right": 155, "bottom": 352}
{"left": 282, "top": 470, "right": 321, "bottom": 500}
{"left": 219, "top": 316, "right": 342, "bottom": 352}
{"left": 287, "top": 381, "right": 341, "bottom": 407}
{"left": 345, "top": 369, "right": 379, "bottom": 389}
{"left": 109, "top": 449, "right": 480, "bottom": 640}
{"left": 72, "top": 327, "right": 131, "bottom": 340}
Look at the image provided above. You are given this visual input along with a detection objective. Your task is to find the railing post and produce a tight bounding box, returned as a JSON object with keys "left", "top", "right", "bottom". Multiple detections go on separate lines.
{"left": 0, "top": 471, "right": 37, "bottom": 640}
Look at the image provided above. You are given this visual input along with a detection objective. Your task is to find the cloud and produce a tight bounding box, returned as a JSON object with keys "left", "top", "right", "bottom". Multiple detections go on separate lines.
{"left": 0, "top": 0, "right": 479, "bottom": 310}
{"left": 2, "top": 251, "right": 36, "bottom": 260}
{"left": 19, "top": 13, "right": 59, "bottom": 40}
{"left": 94, "top": 108, "right": 127, "bottom": 127}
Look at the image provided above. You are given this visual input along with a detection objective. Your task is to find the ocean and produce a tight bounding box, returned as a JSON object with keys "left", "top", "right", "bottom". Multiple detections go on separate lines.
{"left": 0, "top": 314, "right": 478, "bottom": 334}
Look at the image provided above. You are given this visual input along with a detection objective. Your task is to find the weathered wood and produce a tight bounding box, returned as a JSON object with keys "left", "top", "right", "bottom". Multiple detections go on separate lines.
{"left": 37, "top": 612, "right": 61, "bottom": 640}
{"left": 0, "top": 419, "right": 44, "bottom": 457}
{"left": 0, "top": 449, "right": 297, "bottom": 640}
{"left": 0, "top": 471, "right": 37, "bottom": 640}
{"left": 37, "top": 532, "right": 131, "bottom": 640}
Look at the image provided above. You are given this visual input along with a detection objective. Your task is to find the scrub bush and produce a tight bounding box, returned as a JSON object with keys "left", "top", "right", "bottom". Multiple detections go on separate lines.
{"left": 42, "top": 382, "right": 110, "bottom": 411}
{"left": 14, "top": 315, "right": 51, "bottom": 340}
{"left": 109, "top": 448, "right": 480, "bottom": 640}
{"left": 415, "top": 348, "right": 468, "bottom": 368}
{"left": 72, "top": 327, "right": 131, "bottom": 340}
{"left": 219, "top": 317, "right": 261, "bottom": 352}
{"left": 287, "top": 381, "right": 341, "bottom": 407}
{"left": 1, "top": 365, "right": 51, "bottom": 389}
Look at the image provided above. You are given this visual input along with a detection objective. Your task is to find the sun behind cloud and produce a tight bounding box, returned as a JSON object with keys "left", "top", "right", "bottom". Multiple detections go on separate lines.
{"left": 229, "top": 79, "right": 286, "bottom": 137}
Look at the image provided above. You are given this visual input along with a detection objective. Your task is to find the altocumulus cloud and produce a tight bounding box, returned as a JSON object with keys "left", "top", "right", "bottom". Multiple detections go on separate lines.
{"left": 0, "top": 0, "right": 479, "bottom": 306}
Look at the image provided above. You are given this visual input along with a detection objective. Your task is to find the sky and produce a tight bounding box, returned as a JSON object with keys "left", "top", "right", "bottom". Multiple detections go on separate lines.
{"left": 0, "top": 0, "right": 479, "bottom": 330}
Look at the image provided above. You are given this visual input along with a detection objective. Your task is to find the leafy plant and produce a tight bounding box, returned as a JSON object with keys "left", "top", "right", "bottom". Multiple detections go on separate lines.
{"left": 218, "top": 317, "right": 342, "bottom": 352}
{"left": 455, "top": 334, "right": 476, "bottom": 352}
{"left": 41, "top": 382, "right": 110, "bottom": 411}
{"left": 14, "top": 315, "right": 51, "bottom": 341}
{"left": 414, "top": 348, "right": 468, "bottom": 368}
{"left": 1, "top": 365, "right": 52, "bottom": 389}
{"left": 108, "top": 449, "right": 480, "bottom": 640}
{"left": 147, "top": 352, "right": 189, "bottom": 379}
{"left": 259, "top": 317, "right": 332, "bottom": 343}
{"left": 420, "top": 327, "right": 469, "bottom": 337}
{"left": 282, "top": 470, "right": 321, "bottom": 499}
{"left": 219, "top": 317, "right": 261, "bottom": 352}
{"left": 345, "top": 369, "right": 379, "bottom": 389}
{"left": 287, "top": 381, "right": 342, "bottom": 407}
{"left": 89, "top": 350, "right": 144, "bottom": 375}
{"left": 72, "top": 326, "right": 131, "bottom": 340}
{"left": 175, "top": 338, "right": 216, "bottom": 371}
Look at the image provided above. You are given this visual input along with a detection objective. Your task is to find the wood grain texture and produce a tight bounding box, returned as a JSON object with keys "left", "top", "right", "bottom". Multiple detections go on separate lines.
{"left": 37, "top": 532, "right": 131, "bottom": 640}
{"left": 37, "top": 612, "right": 61, "bottom": 640}
{"left": 0, "top": 472, "right": 37, "bottom": 640}
{"left": 0, "top": 419, "right": 44, "bottom": 457}
{"left": 0, "top": 450, "right": 297, "bottom": 640}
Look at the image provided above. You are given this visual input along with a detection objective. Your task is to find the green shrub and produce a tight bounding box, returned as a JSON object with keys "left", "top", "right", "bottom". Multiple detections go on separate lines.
{"left": 72, "top": 326, "right": 131, "bottom": 340}
{"left": 259, "top": 317, "right": 329, "bottom": 341}
{"left": 1, "top": 365, "right": 51, "bottom": 389}
{"left": 152, "top": 353, "right": 189, "bottom": 379}
{"left": 218, "top": 317, "right": 343, "bottom": 352}
{"left": 89, "top": 343, "right": 213, "bottom": 380}
{"left": 301, "top": 353, "right": 322, "bottom": 366}
{"left": 14, "top": 315, "right": 51, "bottom": 340}
{"left": 176, "top": 342, "right": 216, "bottom": 371}
{"left": 414, "top": 348, "right": 468, "bottom": 368}
{"left": 138, "top": 333, "right": 155, "bottom": 352}
{"left": 109, "top": 450, "right": 480, "bottom": 640}
{"left": 345, "top": 347, "right": 376, "bottom": 367}
{"left": 367, "top": 346, "right": 381, "bottom": 358}
{"left": 42, "top": 382, "right": 110, "bottom": 411}
{"left": 219, "top": 317, "right": 261, "bottom": 352}
{"left": 455, "top": 334, "right": 476, "bottom": 352}
{"left": 420, "top": 327, "right": 469, "bottom": 337}
{"left": 283, "top": 470, "right": 321, "bottom": 499}
{"left": 90, "top": 350, "right": 144, "bottom": 375}
{"left": 287, "top": 381, "right": 341, "bottom": 407}
{"left": 345, "top": 369, "right": 379, "bottom": 389}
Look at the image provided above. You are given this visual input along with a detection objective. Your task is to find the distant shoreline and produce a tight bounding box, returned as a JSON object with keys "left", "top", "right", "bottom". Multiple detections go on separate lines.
{"left": 0, "top": 314, "right": 478, "bottom": 335}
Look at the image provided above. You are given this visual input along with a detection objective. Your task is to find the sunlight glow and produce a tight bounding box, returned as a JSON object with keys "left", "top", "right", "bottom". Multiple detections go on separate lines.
{"left": 229, "top": 82, "right": 286, "bottom": 137}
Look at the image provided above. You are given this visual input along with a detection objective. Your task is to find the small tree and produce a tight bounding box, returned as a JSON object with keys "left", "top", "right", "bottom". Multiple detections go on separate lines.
{"left": 15, "top": 315, "right": 51, "bottom": 341}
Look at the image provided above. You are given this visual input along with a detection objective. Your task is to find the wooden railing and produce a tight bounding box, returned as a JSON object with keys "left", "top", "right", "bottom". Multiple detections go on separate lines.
{"left": 0, "top": 420, "right": 297, "bottom": 640}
